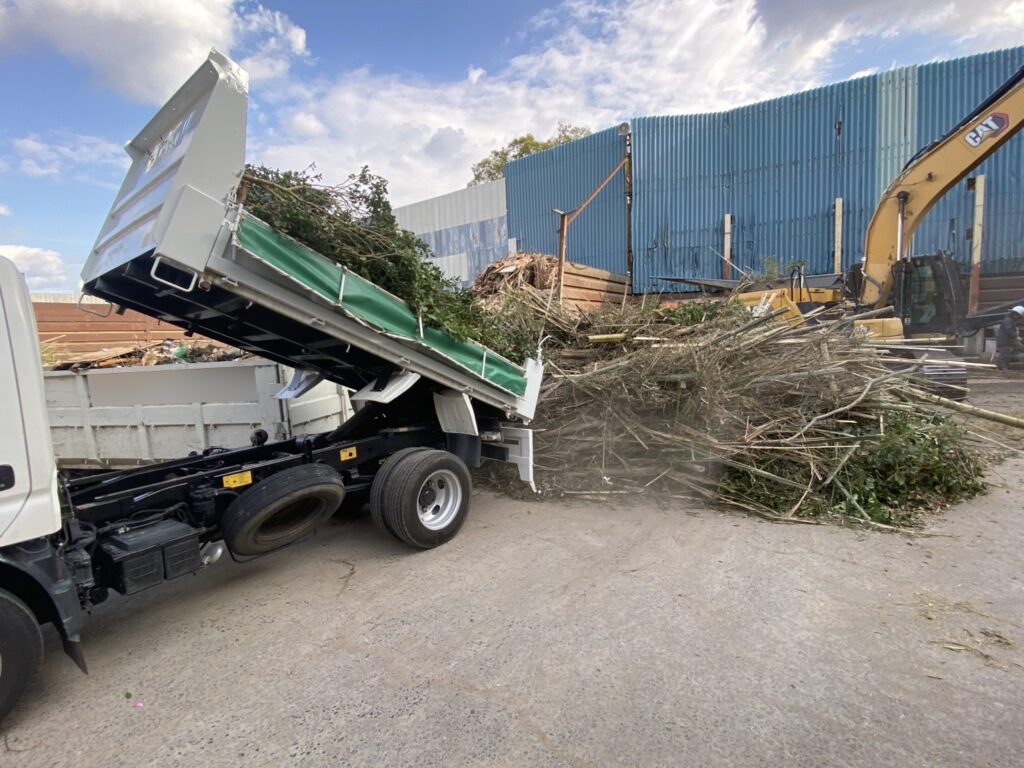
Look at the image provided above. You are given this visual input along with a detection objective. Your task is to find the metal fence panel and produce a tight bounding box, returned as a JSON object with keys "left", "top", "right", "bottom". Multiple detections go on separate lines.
{"left": 505, "top": 126, "right": 629, "bottom": 275}
{"left": 631, "top": 46, "right": 1024, "bottom": 293}
{"left": 394, "top": 180, "right": 508, "bottom": 285}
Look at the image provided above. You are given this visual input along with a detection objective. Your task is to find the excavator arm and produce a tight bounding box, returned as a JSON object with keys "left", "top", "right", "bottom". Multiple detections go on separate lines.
{"left": 861, "top": 65, "right": 1024, "bottom": 308}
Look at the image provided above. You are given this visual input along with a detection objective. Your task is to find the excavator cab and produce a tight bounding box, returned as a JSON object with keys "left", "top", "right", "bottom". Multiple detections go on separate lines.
{"left": 890, "top": 253, "right": 968, "bottom": 338}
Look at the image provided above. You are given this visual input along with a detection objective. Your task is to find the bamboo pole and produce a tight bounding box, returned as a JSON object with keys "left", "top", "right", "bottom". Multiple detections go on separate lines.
{"left": 907, "top": 388, "right": 1024, "bottom": 429}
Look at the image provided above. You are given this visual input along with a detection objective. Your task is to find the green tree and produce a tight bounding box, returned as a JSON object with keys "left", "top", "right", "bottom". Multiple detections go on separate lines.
{"left": 468, "top": 122, "right": 591, "bottom": 185}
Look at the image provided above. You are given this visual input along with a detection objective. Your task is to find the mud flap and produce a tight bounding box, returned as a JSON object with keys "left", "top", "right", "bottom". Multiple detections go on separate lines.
{"left": 495, "top": 427, "right": 535, "bottom": 492}
{"left": 63, "top": 635, "right": 88, "bottom": 674}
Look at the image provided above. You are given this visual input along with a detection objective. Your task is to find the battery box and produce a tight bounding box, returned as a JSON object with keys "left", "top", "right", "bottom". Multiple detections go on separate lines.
{"left": 100, "top": 519, "right": 201, "bottom": 594}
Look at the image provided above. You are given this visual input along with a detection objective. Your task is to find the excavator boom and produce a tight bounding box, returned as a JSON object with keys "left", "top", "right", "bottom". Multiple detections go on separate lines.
{"left": 861, "top": 65, "right": 1024, "bottom": 308}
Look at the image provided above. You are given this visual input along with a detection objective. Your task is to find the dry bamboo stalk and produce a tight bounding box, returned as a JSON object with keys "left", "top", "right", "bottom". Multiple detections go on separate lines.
{"left": 906, "top": 388, "right": 1024, "bottom": 429}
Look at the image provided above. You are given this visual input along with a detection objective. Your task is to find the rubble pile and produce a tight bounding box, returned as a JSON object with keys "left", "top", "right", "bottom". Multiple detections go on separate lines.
{"left": 474, "top": 253, "right": 558, "bottom": 297}
{"left": 47, "top": 340, "right": 249, "bottom": 371}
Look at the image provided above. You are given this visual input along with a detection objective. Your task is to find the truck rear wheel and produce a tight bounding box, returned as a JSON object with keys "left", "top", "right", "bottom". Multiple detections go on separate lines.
{"left": 0, "top": 589, "right": 43, "bottom": 723}
{"left": 380, "top": 450, "right": 471, "bottom": 549}
{"left": 222, "top": 464, "right": 345, "bottom": 556}
{"left": 369, "top": 447, "right": 432, "bottom": 537}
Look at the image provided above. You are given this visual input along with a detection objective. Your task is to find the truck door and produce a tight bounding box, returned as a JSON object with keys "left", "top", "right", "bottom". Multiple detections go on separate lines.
{"left": 0, "top": 287, "right": 33, "bottom": 535}
{"left": 0, "top": 257, "right": 60, "bottom": 546}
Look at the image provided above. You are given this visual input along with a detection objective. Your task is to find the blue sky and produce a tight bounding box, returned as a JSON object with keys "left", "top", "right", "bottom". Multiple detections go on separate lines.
{"left": 1, "top": 0, "right": 1022, "bottom": 292}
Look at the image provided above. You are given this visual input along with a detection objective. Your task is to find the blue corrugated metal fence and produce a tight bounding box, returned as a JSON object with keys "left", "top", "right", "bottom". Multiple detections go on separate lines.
{"left": 505, "top": 126, "right": 629, "bottom": 276}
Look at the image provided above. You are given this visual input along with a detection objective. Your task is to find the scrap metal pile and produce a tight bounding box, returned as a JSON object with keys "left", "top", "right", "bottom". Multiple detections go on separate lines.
{"left": 481, "top": 292, "right": 988, "bottom": 527}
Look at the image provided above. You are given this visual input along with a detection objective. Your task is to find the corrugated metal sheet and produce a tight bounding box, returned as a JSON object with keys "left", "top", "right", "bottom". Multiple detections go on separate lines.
{"left": 875, "top": 65, "right": 918, "bottom": 200}
{"left": 630, "top": 46, "right": 1024, "bottom": 293}
{"left": 416, "top": 215, "right": 509, "bottom": 286}
{"left": 632, "top": 74, "right": 879, "bottom": 292}
{"left": 911, "top": 48, "right": 1024, "bottom": 275}
{"left": 393, "top": 180, "right": 509, "bottom": 286}
{"left": 505, "top": 126, "right": 629, "bottom": 275}
{"left": 394, "top": 179, "right": 505, "bottom": 233}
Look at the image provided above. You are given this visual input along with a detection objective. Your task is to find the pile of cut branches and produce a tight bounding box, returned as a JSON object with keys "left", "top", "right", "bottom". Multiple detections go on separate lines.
{"left": 474, "top": 252, "right": 558, "bottom": 295}
{"left": 241, "top": 164, "right": 488, "bottom": 341}
{"left": 487, "top": 296, "right": 986, "bottom": 527}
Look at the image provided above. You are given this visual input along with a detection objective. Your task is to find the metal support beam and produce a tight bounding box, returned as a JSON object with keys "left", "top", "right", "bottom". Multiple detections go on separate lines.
{"left": 555, "top": 155, "right": 629, "bottom": 304}
{"left": 555, "top": 209, "right": 569, "bottom": 303}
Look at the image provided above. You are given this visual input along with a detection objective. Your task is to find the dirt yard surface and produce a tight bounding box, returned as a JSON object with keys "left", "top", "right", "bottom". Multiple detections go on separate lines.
{"left": 3, "top": 378, "right": 1023, "bottom": 767}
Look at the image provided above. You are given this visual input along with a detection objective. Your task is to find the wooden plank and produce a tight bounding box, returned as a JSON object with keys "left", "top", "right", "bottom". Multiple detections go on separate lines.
{"left": 34, "top": 300, "right": 214, "bottom": 358}
{"left": 560, "top": 286, "right": 625, "bottom": 303}
{"left": 833, "top": 197, "right": 843, "bottom": 274}
{"left": 978, "top": 288, "right": 1024, "bottom": 305}
{"left": 563, "top": 261, "right": 629, "bottom": 284}
{"left": 562, "top": 273, "right": 633, "bottom": 293}
{"left": 37, "top": 324, "right": 176, "bottom": 334}
{"left": 41, "top": 330, "right": 191, "bottom": 341}
{"left": 565, "top": 299, "right": 609, "bottom": 313}
{"left": 33, "top": 304, "right": 171, "bottom": 321}
{"left": 968, "top": 176, "right": 985, "bottom": 313}
{"left": 978, "top": 273, "right": 1024, "bottom": 287}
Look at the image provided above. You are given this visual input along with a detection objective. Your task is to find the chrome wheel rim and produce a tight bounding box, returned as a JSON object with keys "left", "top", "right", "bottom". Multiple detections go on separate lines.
{"left": 417, "top": 469, "right": 462, "bottom": 530}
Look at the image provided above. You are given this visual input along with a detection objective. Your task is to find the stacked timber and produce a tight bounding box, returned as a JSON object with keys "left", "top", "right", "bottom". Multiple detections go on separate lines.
{"left": 561, "top": 261, "right": 630, "bottom": 312}
{"left": 965, "top": 272, "right": 1024, "bottom": 312}
{"left": 32, "top": 295, "right": 204, "bottom": 359}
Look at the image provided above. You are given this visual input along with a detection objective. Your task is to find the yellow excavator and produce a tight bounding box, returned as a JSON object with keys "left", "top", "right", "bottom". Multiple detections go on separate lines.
{"left": 663, "top": 63, "right": 1024, "bottom": 342}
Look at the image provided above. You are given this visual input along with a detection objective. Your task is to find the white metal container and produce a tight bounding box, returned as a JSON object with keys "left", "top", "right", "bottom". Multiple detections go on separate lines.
{"left": 45, "top": 360, "right": 351, "bottom": 469}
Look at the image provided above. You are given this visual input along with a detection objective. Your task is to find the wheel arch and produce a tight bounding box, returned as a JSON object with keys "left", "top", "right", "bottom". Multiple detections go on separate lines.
{"left": 0, "top": 560, "right": 58, "bottom": 628}
{"left": 0, "top": 545, "right": 86, "bottom": 645}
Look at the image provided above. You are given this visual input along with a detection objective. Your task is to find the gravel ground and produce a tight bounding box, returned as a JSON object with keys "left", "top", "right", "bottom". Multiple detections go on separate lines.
{"left": 2, "top": 381, "right": 1022, "bottom": 767}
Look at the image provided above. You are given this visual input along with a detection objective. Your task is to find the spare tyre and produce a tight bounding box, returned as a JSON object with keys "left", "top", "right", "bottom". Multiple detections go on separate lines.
{"left": 221, "top": 463, "right": 345, "bottom": 556}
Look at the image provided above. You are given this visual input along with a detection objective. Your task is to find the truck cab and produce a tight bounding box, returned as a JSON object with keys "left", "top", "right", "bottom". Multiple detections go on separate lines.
{"left": 0, "top": 256, "right": 61, "bottom": 548}
{"left": 0, "top": 255, "right": 86, "bottom": 723}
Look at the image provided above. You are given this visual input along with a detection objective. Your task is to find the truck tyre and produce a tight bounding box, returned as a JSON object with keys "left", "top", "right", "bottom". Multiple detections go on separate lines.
{"left": 380, "top": 450, "right": 471, "bottom": 549}
{"left": 222, "top": 463, "right": 345, "bottom": 556}
{"left": 369, "top": 447, "right": 432, "bottom": 537}
{"left": 0, "top": 589, "right": 43, "bottom": 723}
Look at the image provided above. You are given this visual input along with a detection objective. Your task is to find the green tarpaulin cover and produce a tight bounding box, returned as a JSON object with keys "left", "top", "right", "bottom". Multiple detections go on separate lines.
{"left": 237, "top": 215, "right": 528, "bottom": 397}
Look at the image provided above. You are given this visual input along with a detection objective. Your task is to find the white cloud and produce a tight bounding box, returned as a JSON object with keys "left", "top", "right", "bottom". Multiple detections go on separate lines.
{"left": 242, "top": 0, "right": 1024, "bottom": 206}
{"left": 284, "top": 111, "right": 328, "bottom": 138}
{"left": 0, "top": 245, "right": 67, "bottom": 290}
{"left": 12, "top": 133, "right": 128, "bottom": 185}
{"left": 3, "top": 0, "right": 1023, "bottom": 208}
{"left": 0, "top": 204, "right": 10, "bottom": 217}
{"left": 0, "top": 0, "right": 307, "bottom": 103}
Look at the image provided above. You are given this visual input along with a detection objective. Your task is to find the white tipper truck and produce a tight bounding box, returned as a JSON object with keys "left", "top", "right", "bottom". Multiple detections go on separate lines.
{"left": 0, "top": 50, "right": 541, "bottom": 721}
